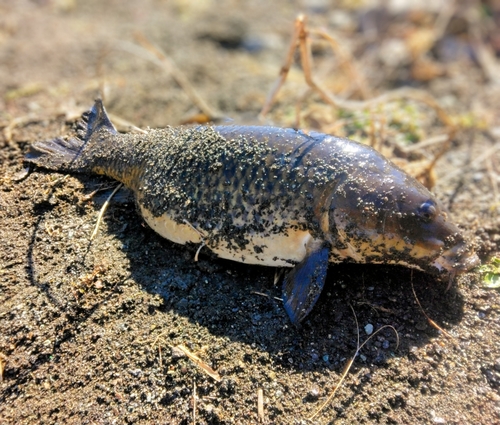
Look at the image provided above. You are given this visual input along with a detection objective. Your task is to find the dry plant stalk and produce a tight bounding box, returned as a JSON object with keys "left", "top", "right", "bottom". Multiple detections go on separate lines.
{"left": 257, "top": 388, "right": 265, "bottom": 423}
{"left": 307, "top": 305, "right": 399, "bottom": 421}
{"left": 131, "top": 32, "right": 222, "bottom": 122}
{"left": 176, "top": 344, "right": 222, "bottom": 382}
{"left": 90, "top": 183, "right": 123, "bottom": 240}
{"left": 260, "top": 14, "right": 456, "bottom": 189}
{"left": 0, "top": 353, "right": 6, "bottom": 382}
{"left": 192, "top": 379, "right": 197, "bottom": 425}
{"left": 261, "top": 15, "right": 454, "bottom": 128}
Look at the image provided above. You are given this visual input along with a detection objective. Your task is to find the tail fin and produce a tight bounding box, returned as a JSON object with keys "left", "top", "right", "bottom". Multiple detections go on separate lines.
{"left": 25, "top": 99, "right": 117, "bottom": 172}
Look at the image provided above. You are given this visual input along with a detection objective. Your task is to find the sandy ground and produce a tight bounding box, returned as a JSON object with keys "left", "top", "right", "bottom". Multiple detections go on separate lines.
{"left": 1, "top": 1, "right": 500, "bottom": 424}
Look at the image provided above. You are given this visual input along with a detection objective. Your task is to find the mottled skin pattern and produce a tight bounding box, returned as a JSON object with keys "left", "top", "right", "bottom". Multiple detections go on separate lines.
{"left": 26, "top": 100, "right": 479, "bottom": 323}
{"left": 93, "top": 126, "right": 343, "bottom": 256}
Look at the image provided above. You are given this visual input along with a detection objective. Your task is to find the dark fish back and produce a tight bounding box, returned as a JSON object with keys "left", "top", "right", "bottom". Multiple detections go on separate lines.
{"left": 135, "top": 126, "right": 348, "bottom": 239}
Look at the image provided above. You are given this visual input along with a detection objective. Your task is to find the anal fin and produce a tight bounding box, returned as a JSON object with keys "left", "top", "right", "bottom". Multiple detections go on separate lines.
{"left": 282, "top": 241, "right": 330, "bottom": 324}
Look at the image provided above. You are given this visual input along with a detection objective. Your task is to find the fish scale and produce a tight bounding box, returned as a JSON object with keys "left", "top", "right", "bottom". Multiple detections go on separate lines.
{"left": 26, "top": 99, "right": 480, "bottom": 324}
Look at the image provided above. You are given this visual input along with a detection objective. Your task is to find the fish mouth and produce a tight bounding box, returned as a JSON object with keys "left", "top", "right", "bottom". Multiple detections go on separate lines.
{"left": 432, "top": 242, "right": 480, "bottom": 289}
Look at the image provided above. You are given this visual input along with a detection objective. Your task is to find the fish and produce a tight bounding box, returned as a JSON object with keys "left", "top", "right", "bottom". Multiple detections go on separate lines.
{"left": 25, "top": 99, "right": 480, "bottom": 324}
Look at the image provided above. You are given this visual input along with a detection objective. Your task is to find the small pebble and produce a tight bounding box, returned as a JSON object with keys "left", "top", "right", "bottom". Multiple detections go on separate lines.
{"left": 128, "top": 369, "right": 143, "bottom": 378}
{"left": 365, "top": 323, "right": 374, "bottom": 335}
{"left": 171, "top": 346, "right": 186, "bottom": 359}
{"left": 415, "top": 321, "right": 427, "bottom": 331}
{"left": 494, "top": 358, "right": 500, "bottom": 372}
{"left": 309, "top": 387, "right": 319, "bottom": 398}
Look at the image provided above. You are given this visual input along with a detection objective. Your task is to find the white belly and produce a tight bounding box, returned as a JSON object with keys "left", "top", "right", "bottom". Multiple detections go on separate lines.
{"left": 140, "top": 207, "right": 312, "bottom": 267}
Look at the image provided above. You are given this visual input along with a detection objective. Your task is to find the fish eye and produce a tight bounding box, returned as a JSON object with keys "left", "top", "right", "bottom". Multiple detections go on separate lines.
{"left": 418, "top": 201, "right": 437, "bottom": 222}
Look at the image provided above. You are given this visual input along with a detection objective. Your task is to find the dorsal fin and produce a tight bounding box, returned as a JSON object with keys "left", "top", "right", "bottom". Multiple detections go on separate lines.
{"left": 78, "top": 99, "right": 117, "bottom": 141}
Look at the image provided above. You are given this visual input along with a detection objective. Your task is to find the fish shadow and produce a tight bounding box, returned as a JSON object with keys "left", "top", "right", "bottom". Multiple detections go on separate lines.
{"left": 112, "top": 190, "right": 466, "bottom": 369}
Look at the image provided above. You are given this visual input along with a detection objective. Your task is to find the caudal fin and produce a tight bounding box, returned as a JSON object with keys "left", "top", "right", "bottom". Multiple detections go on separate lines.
{"left": 25, "top": 99, "right": 117, "bottom": 172}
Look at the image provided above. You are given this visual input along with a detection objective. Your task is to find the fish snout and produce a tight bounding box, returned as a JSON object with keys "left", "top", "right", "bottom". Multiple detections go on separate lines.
{"left": 433, "top": 237, "right": 480, "bottom": 277}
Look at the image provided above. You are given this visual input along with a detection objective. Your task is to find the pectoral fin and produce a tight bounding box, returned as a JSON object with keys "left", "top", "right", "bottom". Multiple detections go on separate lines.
{"left": 282, "top": 241, "right": 330, "bottom": 324}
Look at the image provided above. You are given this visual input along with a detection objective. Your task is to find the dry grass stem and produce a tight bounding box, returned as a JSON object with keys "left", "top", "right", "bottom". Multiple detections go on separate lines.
{"left": 131, "top": 32, "right": 222, "bottom": 121}
{"left": 410, "top": 271, "right": 455, "bottom": 340}
{"left": 486, "top": 156, "right": 499, "bottom": 207}
{"left": 107, "top": 113, "right": 146, "bottom": 134}
{"left": 257, "top": 388, "right": 265, "bottom": 423}
{"left": 311, "top": 28, "right": 371, "bottom": 99}
{"left": 182, "top": 219, "right": 206, "bottom": 262}
{"left": 194, "top": 242, "right": 206, "bottom": 262}
{"left": 0, "top": 353, "right": 6, "bottom": 382}
{"left": 401, "top": 134, "right": 449, "bottom": 153}
{"left": 440, "top": 142, "right": 500, "bottom": 184}
{"left": 176, "top": 344, "right": 221, "bottom": 382}
{"left": 193, "top": 379, "right": 197, "bottom": 425}
{"left": 3, "top": 114, "right": 37, "bottom": 144}
{"left": 260, "top": 15, "right": 303, "bottom": 118}
{"left": 260, "top": 14, "right": 455, "bottom": 138}
{"left": 90, "top": 183, "right": 123, "bottom": 240}
{"left": 251, "top": 290, "right": 283, "bottom": 303}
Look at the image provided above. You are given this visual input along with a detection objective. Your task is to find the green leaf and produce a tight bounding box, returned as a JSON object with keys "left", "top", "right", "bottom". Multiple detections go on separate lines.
{"left": 479, "top": 256, "right": 500, "bottom": 289}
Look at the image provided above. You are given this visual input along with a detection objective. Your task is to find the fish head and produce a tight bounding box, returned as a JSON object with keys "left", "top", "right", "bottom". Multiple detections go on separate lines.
{"left": 329, "top": 166, "right": 480, "bottom": 279}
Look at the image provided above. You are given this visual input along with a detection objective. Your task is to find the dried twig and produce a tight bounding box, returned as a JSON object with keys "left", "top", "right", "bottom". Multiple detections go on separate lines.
{"left": 311, "top": 27, "right": 371, "bottom": 99}
{"left": 176, "top": 344, "right": 221, "bottom": 382}
{"left": 107, "top": 113, "right": 147, "bottom": 134}
{"left": 251, "top": 291, "right": 282, "bottom": 302}
{"left": 400, "top": 134, "right": 449, "bottom": 153}
{"left": 486, "top": 155, "right": 499, "bottom": 207}
{"left": 3, "top": 114, "right": 39, "bottom": 144}
{"left": 260, "top": 15, "right": 455, "bottom": 134}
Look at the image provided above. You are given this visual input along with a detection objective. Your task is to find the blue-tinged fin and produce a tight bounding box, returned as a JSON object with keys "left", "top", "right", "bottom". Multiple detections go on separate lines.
{"left": 282, "top": 241, "right": 330, "bottom": 324}
{"left": 80, "top": 98, "right": 117, "bottom": 140}
{"left": 25, "top": 99, "right": 116, "bottom": 172}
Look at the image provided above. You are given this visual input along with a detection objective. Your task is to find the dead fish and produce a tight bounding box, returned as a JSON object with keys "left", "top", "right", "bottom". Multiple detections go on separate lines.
{"left": 26, "top": 100, "right": 479, "bottom": 324}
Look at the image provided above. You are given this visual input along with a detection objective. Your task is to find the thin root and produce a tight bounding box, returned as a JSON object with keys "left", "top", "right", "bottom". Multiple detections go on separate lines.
{"left": 182, "top": 219, "right": 207, "bottom": 262}
{"left": 307, "top": 305, "right": 399, "bottom": 421}
{"left": 410, "top": 271, "right": 455, "bottom": 340}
